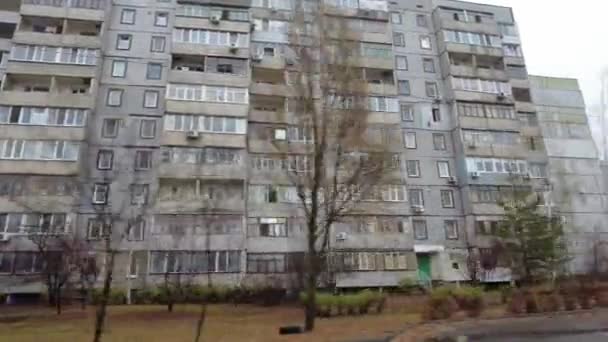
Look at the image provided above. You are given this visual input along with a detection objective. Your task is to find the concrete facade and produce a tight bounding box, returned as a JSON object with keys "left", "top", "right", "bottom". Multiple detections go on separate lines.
{"left": 0, "top": 0, "right": 606, "bottom": 294}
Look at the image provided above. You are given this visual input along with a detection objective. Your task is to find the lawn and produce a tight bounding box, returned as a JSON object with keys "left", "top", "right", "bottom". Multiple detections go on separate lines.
{"left": 0, "top": 304, "right": 420, "bottom": 342}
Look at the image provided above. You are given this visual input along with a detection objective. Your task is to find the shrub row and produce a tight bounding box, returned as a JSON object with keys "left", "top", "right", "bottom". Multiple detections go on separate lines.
{"left": 423, "top": 286, "right": 484, "bottom": 320}
{"left": 89, "top": 284, "right": 287, "bottom": 306}
{"left": 300, "top": 290, "right": 387, "bottom": 317}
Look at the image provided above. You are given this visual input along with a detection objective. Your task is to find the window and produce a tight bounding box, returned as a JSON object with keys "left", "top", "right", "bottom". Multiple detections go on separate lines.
{"left": 437, "top": 161, "right": 451, "bottom": 178}
{"left": 135, "top": 150, "right": 153, "bottom": 170}
{"left": 102, "top": 119, "right": 119, "bottom": 138}
{"left": 0, "top": 252, "right": 14, "bottom": 273}
{"left": 97, "top": 150, "right": 113, "bottom": 170}
{"left": 273, "top": 128, "right": 287, "bottom": 140}
{"left": 164, "top": 115, "right": 247, "bottom": 134}
{"left": 445, "top": 220, "right": 458, "bottom": 239}
{"left": 409, "top": 189, "right": 424, "bottom": 206}
{"left": 155, "top": 12, "right": 169, "bottom": 26}
{"left": 92, "top": 184, "right": 109, "bottom": 204}
{"left": 111, "top": 60, "right": 127, "bottom": 77}
{"left": 263, "top": 47, "right": 275, "bottom": 56}
{"left": 441, "top": 190, "right": 455, "bottom": 208}
{"left": 416, "top": 14, "right": 427, "bottom": 27}
{"left": 256, "top": 217, "right": 288, "bottom": 237}
{"left": 173, "top": 28, "right": 246, "bottom": 48}
{"left": 87, "top": 219, "right": 109, "bottom": 240}
{"left": 432, "top": 107, "right": 441, "bottom": 122}
{"left": 217, "top": 63, "right": 233, "bottom": 74}
{"left": 391, "top": 12, "right": 402, "bottom": 24}
{"left": 529, "top": 163, "right": 547, "bottom": 178}
{"left": 425, "top": 82, "right": 438, "bottom": 98}
{"left": 166, "top": 84, "right": 248, "bottom": 104}
{"left": 140, "top": 120, "right": 156, "bottom": 139}
{"left": 128, "top": 220, "right": 145, "bottom": 241}
{"left": 423, "top": 58, "right": 435, "bottom": 73}
{"left": 396, "top": 56, "right": 408, "bottom": 70}
{"left": 403, "top": 131, "right": 416, "bottom": 149}
{"left": 143, "top": 90, "right": 159, "bottom": 108}
{"left": 116, "top": 34, "right": 132, "bottom": 50}
{"left": 413, "top": 220, "right": 427, "bottom": 240}
{"left": 146, "top": 63, "right": 162, "bottom": 80}
{"left": 401, "top": 104, "right": 414, "bottom": 121}
{"left": 393, "top": 32, "right": 405, "bottom": 47}
{"left": 151, "top": 36, "right": 166, "bottom": 52}
{"left": 121, "top": 9, "right": 136, "bottom": 24}
{"left": 107, "top": 89, "right": 123, "bottom": 106}
{"left": 130, "top": 184, "right": 149, "bottom": 205}
{"left": 398, "top": 80, "right": 411, "bottom": 95}
{"left": 406, "top": 160, "right": 420, "bottom": 177}
{"left": 420, "top": 35, "right": 431, "bottom": 49}
{"left": 247, "top": 253, "right": 285, "bottom": 273}
{"left": 433, "top": 133, "right": 446, "bottom": 150}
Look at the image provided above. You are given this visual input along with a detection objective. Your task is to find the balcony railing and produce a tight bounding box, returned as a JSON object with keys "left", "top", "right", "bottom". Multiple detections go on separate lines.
{"left": 22, "top": 0, "right": 106, "bottom": 10}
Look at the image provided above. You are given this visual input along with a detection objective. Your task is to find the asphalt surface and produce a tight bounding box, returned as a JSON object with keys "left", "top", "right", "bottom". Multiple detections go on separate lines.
{"left": 478, "top": 332, "right": 608, "bottom": 341}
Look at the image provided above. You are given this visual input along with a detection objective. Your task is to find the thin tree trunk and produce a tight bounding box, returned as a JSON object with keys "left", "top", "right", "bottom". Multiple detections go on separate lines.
{"left": 304, "top": 271, "right": 317, "bottom": 332}
{"left": 168, "top": 301, "right": 174, "bottom": 313}
{"left": 93, "top": 250, "right": 115, "bottom": 342}
{"left": 193, "top": 303, "right": 207, "bottom": 342}
{"left": 55, "top": 287, "right": 61, "bottom": 315}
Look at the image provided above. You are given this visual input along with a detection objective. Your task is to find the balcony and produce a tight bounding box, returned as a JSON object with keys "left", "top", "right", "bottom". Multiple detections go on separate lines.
{"left": 436, "top": 17, "right": 499, "bottom": 36}
{"left": 442, "top": 42, "right": 503, "bottom": 58}
{"left": 155, "top": 179, "right": 245, "bottom": 214}
{"left": 175, "top": 16, "right": 250, "bottom": 35}
{"left": 170, "top": 54, "right": 249, "bottom": 87}
{"left": 464, "top": 144, "right": 527, "bottom": 159}
{"left": 251, "top": 68, "right": 291, "bottom": 97}
{"left": 172, "top": 42, "right": 250, "bottom": 59}
{"left": 251, "top": 55, "right": 286, "bottom": 70}
{"left": 15, "top": 17, "right": 102, "bottom": 48}
{"left": 7, "top": 60, "right": 97, "bottom": 79}
{"left": 324, "top": 6, "right": 389, "bottom": 21}
{"left": 166, "top": 100, "right": 248, "bottom": 117}
{"left": 451, "top": 90, "right": 514, "bottom": 104}
{"left": 21, "top": 0, "right": 106, "bottom": 22}
{"left": 0, "top": 74, "right": 95, "bottom": 108}
{"left": 447, "top": 53, "right": 507, "bottom": 80}
{"left": 351, "top": 56, "right": 393, "bottom": 70}
{"left": 0, "top": 124, "right": 85, "bottom": 141}
{"left": 0, "top": 160, "right": 79, "bottom": 175}
{"left": 158, "top": 163, "right": 246, "bottom": 180}
{"left": 459, "top": 116, "right": 520, "bottom": 131}
{"left": 161, "top": 131, "right": 246, "bottom": 149}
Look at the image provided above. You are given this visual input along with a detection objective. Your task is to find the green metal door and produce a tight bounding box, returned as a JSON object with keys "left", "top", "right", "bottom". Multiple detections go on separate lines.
{"left": 417, "top": 254, "right": 431, "bottom": 281}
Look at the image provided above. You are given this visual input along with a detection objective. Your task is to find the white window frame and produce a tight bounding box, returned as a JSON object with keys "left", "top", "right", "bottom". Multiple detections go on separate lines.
{"left": 406, "top": 160, "right": 420, "bottom": 177}
{"left": 404, "top": 131, "right": 416, "bottom": 149}
{"left": 111, "top": 60, "right": 127, "bottom": 78}
{"left": 420, "top": 35, "right": 432, "bottom": 49}
{"left": 121, "top": 8, "right": 136, "bottom": 24}
{"left": 92, "top": 184, "right": 109, "bottom": 204}
{"left": 143, "top": 90, "right": 159, "bottom": 108}
{"left": 97, "top": 150, "right": 113, "bottom": 170}
{"left": 441, "top": 190, "right": 455, "bottom": 208}
{"left": 445, "top": 220, "right": 458, "bottom": 239}
{"left": 437, "top": 161, "right": 451, "bottom": 178}
{"left": 413, "top": 220, "right": 428, "bottom": 240}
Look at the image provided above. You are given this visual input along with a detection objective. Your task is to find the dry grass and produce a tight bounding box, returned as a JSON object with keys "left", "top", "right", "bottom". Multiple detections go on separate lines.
{"left": 0, "top": 304, "right": 420, "bottom": 342}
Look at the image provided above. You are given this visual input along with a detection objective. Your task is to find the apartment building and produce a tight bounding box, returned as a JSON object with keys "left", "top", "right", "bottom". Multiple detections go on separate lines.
{"left": 0, "top": 0, "right": 605, "bottom": 296}
{"left": 530, "top": 76, "right": 608, "bottom": 274}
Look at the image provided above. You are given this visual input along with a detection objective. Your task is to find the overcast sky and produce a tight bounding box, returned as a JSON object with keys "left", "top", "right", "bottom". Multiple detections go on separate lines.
{"left": 475, "top": 0, "right": 608, "bottom": 153}
{"left": 476, "top": 0, "right": 607, "bottom": 106}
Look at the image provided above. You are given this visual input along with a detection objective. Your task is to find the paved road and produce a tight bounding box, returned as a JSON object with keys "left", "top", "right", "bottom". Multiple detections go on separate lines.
{"left": 478, "top": 332, "right": 608, "bottom": 341}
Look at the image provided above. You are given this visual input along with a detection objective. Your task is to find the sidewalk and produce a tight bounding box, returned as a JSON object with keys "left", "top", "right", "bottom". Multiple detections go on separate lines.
{"left": 390, "top": 309, "right": 608, "bottom": 342}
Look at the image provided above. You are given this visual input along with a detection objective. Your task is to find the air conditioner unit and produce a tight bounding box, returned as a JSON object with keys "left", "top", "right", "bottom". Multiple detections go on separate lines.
{"left": 177, "top": 66, "right": 190, "bottom": 71}
{"left": 336, "top": 232, "right": 347, "bottom": 241}
{"left": 229, "top": 42, "right": 238, "bottom": 53}
{"left": 251, "top": 54, "right": 263, "bottom": 62}
{"left": 497, "top": 92, "right": 506, "bottom": 100}
{"left": 468, "top": 142, "right": 477, "bottom": 149}
{"left": 285, "top": 58, "right": 295, "bottom": 66}
{"left": 411, "top": 205, "right": 425, "bottom": 214}
{"left": 448, "top": 176, "right": 457, "bottom": 184}
{"left": 523, "top": 173, "right": 531, "bottom": 180}
{"left": 470, "top": 171, "right": 479, "bottom": 179}
{"left": 210, "top": 15, "right": 221, "bottom": 24}
{"left": 186, "top": 130, "right": 200, "bottom": 139}
{"left": 0, "top": 234, "right": 9, "bottom": 242}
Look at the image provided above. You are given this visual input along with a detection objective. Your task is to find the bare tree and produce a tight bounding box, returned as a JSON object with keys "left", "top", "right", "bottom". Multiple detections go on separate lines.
{"left": 283, "top": 2, "right": 393, "bottom": 331}
{"left": 29, "top": 231, "right": 93, "bottom": 314}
